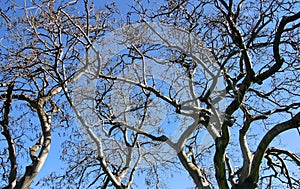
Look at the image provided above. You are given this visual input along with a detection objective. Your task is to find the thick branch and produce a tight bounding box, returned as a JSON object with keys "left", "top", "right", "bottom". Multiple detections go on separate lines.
{"left": 15, "top": 99, "right": 52, "bottom": 189}
{"left": 238, "top": 105, "right": 253, "bottom": 182}
{"left": 1, "top": 83, "right": 17, "bottom": 189}
{"left": 241, "top": 111, "right": 300, "bottom": 188}
{"left": 255, "top": 11, "right": 300, "bottom": 83}
{"left": 214, "top": 121, "right": 230, "bottom": 189}
{"left": 177, "top": 150, "right": 211, "bottom": 189}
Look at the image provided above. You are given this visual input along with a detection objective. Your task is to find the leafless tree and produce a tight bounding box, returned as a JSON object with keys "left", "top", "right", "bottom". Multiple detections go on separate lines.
{"left": 0, "top": 0, "right": 299, "bottom": 189}
{"left": 92, "top": 0, "right": 300, "bottom": 188}
{"left": 0, "top": 0, "right": 115, "bottom": 188}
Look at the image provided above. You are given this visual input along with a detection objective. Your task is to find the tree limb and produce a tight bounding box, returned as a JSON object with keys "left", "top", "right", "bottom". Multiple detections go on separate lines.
{"left": 1, "top": 83, "right": 17, "bottom": 189}
{"left": 241, "top": 111, "right": 300, "bottom": 188}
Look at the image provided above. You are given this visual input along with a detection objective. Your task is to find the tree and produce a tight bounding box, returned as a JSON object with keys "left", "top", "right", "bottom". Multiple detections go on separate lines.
{"left": 0, "top": 0, "right": 116, "bottom": 188}
{"left": 0, "top": 0, "right": 299, "bottom": 189}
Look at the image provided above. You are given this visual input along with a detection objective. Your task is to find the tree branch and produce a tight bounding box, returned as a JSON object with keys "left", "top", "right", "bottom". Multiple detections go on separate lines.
{"left": 177, "top": 149, "right": 211, "bottom": 189}
{"left": 242, "top": 111, "right": 300, "bottom": 188}
{"left": 1, "top": 83, "right": 17, "bottom": 189}
{"left": 255, "top": 11, "right": 300, "bottom": 83}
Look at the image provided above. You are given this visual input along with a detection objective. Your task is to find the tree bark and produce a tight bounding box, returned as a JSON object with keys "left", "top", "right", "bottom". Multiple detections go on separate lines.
{"left": 177, "top": 150, "right": 211, "bottom": 189}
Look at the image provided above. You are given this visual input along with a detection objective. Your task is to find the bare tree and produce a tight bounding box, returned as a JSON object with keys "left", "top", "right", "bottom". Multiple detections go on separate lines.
{"left": 90, "top": 0, "right": 300, "bottom": 188}
{"left": 0, "top": 0, "right": 299, "bottom": 189}
{"left": 0, "top": 0, "right": 115, "bottom": 188}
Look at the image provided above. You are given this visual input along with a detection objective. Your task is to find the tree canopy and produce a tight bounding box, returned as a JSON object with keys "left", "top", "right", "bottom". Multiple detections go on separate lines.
{"left": 0, "top": 0, "right": 299, "bottom": 188}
